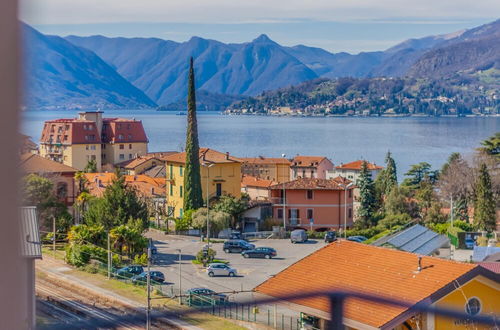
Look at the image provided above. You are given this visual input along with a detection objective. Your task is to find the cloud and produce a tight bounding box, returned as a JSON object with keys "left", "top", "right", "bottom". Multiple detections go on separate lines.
{"left": 20, "top": 0, "right": 500, "bottom": 25}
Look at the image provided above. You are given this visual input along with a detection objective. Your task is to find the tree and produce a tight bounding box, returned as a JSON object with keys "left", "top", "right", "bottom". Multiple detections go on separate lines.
{"left": 415, "top": 177, "right": 434, "bottom": 219}
{"left": 110, "top": 224, "right": 148, "bottom": 258}
{"left": 375, "top": 151, "right": 398, "bottom": 207}
{"left": 192, "top": 208, "right": 231, "bottom": 237}
{"left": 84, "top": 159, "right": 97, "bottom": 173}
{"left": 183, "top": 57, "right": 203, "bottom": 212}
{"left": 356, "top": 161, "right": 377, "bottom": 228}
{"left": 478, "top": 132, "right": 500, "bottom": 159}
{"left": 83, "top": 173, "right": 149, "bottom": 231}
{"left": 473, "top": 164, "right": 496, "bottom": 231}
{"left": 402, "top": 162, "right": 438, "bottom": 189}
{"left": 384, "top": 186, "right": 407, "bottom": 215}
{"left": 212, "top": 194, "right": 250, "bottom": 228}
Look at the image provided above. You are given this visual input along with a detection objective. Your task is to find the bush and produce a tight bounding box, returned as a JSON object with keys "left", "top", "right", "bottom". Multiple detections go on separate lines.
{"left": 133, "top": 253, "right": 148, "bottom": 266}
{"left": 260, "top": 217, "right": 282, "bottom": 231}
{"left": 82, "top": 264, "right": 99, "bottom": 274}
{"left": 345, "top": 227, "right": 383, "bottom": 239}
{"left": 196, "top": 247, "right": 216, "bottom": 266}
{"left": 65, "top": 244, "right": 90, "bottom": 267}
{"left": 377, "top": 213, "right": 411, "bottom": 230}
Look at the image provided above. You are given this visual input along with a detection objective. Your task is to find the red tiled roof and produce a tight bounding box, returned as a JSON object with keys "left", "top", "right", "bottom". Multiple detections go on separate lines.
{"left": 478, "top": 262, "right": 500, "bottom": 273}
{"left": 84, "top": 173, "right": 165, "bottom": 198}
{"left": 163, "top": 148, "right": 241, "bottom": 164}
{"left": 241, "top": 175, "right": 277, "bottom": 188}
{"left": 255, "top": 241, "right": 479, "bottom": 328}
{"left": 241, "top": 157, "right": 291, "bottom": 165}
{"left": 20, "top": 154, "right": 78, "bottom": 174}
{"left": 269, "top": 177, "right": 352, "bottom": 190}
{"left": 336, "top": 160, "right": 383, "bottom": 170}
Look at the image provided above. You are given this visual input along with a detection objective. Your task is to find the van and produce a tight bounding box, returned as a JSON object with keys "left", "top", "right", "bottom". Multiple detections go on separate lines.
{"left": 290, "top": 229, "right": 308, "bottom": 243}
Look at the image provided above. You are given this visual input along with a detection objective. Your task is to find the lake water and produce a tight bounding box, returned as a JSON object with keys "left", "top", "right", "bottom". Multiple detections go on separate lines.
{"left": 21, "top": 110, "right": 499, "bottom": 179}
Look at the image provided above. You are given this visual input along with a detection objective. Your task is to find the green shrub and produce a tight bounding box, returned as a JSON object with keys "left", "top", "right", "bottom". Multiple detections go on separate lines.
{"left": 261, "top": 217, "right": 282, "bottom": 231}
{"left": 65, "top": 244, "right": 90, "bottom": 267}
{"left": 133, "top": 253, "right": 148, "bottom": 266}
{"left": 196, "top": 247, "right": 216, "bottom": 266}
{"left": 82, "top": 264, "right": 99, "bottom": 274}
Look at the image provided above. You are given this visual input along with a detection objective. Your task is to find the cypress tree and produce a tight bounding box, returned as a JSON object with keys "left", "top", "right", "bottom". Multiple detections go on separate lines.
{"left": 384, "top": 151, "right": 397, "bottom": 195}
{"left": 183, "top": 57, "right": 203, "bottom": 212}
{"left": 356, "top": 161, "right": 377, "bottom": 228}
{"left": 474, "top": 164, "right": 495, "bottom": 231}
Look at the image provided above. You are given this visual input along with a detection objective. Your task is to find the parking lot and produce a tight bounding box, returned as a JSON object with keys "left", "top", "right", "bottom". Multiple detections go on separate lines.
{"left": 145, "top": 230, "right": 326, "bottom": 304}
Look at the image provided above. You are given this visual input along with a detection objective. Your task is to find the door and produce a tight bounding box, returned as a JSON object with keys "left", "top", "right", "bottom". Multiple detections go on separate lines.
{"left": 216, "top": 183, "right": 222, "bottom": 197}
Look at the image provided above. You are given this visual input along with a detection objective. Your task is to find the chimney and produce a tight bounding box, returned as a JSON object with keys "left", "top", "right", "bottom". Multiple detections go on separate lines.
{"left": 226, "top": 152, "right": 230, "bottom": 160}
{"left": 417, "top": 256, "right": 422, "bottom": 272}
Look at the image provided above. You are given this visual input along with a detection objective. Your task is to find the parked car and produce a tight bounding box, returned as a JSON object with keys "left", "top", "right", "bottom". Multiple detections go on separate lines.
{"left": 291, "top": 229, "right": 308, "bottom": 243}
{"left": 350, "top": 235, "right": 367, "bottom": 242}
{"left": 465, "top": 238, "right": 475, "bottom": 249}
{"left": 242, "top": 247, "right": 277, "bottom": 259}
{"left": 206, "top": 263, "right": 237, "bottom": 277}
{"left": 114, "top": 265, "right": 144, "bottom": 279}
{"left": 324, "top": 231, "right": 337, "bottom": 243}
{"left": 223, "top": 240, "right": 255, "bottom": 253}
{"left": 347, "top": 236, "right": 365, "bottom": 243}
{"left": 185, "top": 288, "right": 227, "bottom": 303}
{"left": 131, "top": 271, "right": 165, "bottom": 284}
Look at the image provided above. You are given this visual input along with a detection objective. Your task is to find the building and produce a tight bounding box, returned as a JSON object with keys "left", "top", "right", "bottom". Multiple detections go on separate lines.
{"left": 19, "top": 134, "right": 38, "bottom": 154}
{"left": 256, "top": 241, "right": 500, "bottom": 330}
{"left": 83, "top": 173, "right": 166, "bottom": 199}
{"left": 20, "top": 153, "right": 78, "bottom": 208}
{"left": 164, "top": 148, "right": 242, "bottom": 218}
{"left": 240, "top": 202, "right": 273, "bottom": 233}
{"left": 241, "top": 156, "right": 291, "bottom": 183}
{"left": 116, "top": 155, "right": 165, "bottom": 175}
{"left": 269, "top": 177, "right": 354, "bottom": 231}
{"left": 327, "top": 160, "right": 383, "bottom": 182}
{"left": 39, "top": 111, "right": 148, "bottom": 171}
{"left": 290, "top": 156, "right": 334, "bottom": 180}
{"left": 241, "top": 175, "right": 275, "bottom": 201}
{"left": 20, "top": 206, "right": 42, "bottom": 330}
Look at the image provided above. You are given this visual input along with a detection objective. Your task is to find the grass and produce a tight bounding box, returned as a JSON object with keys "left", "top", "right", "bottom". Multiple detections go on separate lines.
{"left": 363, "top": 229, "right": 390, "bottom": 244}
{"left": 41, "top": 245, "right": 66, "bottom": 261}
{"left": 192, "top": 259, "right": 228, "bottom": 265}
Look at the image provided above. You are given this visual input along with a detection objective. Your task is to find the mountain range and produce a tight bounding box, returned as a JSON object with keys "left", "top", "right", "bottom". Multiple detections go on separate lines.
{"left": 24, "top": 19, "right": 499, "bottom": 110}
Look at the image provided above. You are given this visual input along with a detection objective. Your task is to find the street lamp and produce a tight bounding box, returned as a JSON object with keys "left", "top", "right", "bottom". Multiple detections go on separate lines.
{"left": 176, "top": 248, "right": 182, "bottom": 304}
{"left": 281, "top": 154, "right": 287, "bottom": 229}
{"left": 202, "top": 162, "right": 215, "bottom": 246}
{"left": 341, "top": 182, "right": 354, "bottom": 239}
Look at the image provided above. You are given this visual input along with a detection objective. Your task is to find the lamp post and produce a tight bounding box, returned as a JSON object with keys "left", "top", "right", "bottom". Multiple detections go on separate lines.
{"left": 202, "top": 162, "right": 215, "bottom": 246}
{"left": 176, "top": 248, "right": 182, "bottom": 304}
{"left": 342, "top": 182, "right": 354, "bottom": 239}
{"left": 281, "top": 154, "right": 287, "bottom": 230}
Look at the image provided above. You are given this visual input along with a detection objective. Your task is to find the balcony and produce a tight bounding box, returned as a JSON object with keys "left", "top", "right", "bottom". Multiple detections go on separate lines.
{"left": 270, "top": 197, "right": 287, "bottom": 204}
{"left": 289, "top": 218, "right": 301, "bottom": 226}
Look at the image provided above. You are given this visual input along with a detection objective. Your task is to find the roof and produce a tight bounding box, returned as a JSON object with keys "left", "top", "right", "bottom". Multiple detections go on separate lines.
{"left": 143, "top": 165, "right": 166, "bottom": 178}
{"left": 163, "top": 148, "right": 241, "bottom": 164}
{"left": 255, "top": 241, "right": 481, "bottom": 329}
{"left": 20, "top": 153, "right": 78, "bottom": 174}
{"left": 291, "top": 156, "right": 329, "bottom": 167}
{"left": 20, "top": 207, "right": 42, "bottom": 259}
{"left": 116, "top": 156, "right": 163, "bottom": 170}
{"left": 373, "top": 224, "right": 449, "bottom": 256}
{"left": 241, "top": 175, "right": 277, "bottom": 188}
{"left": 241, "top": 157, "right": 291, "bottom": 165}
{"left": 472, "top": 246, "right": 500, "bottom": 262}
{"left": 336, "top": 160, "right": 383, "bottom": 171}
{"left": 484, "top": 252, "right": 500, "bottom": 262}
{"left": 147, "top": 151, "right": 178, "bottom": 160}
{"left": 84, "top": 173, "right": 165, "bottom": 198}
{"left": 478, "top": 262, "right": 500, "bottom": 273}
{"left": 269, "top": 177, "right": 352, "bottom": 191}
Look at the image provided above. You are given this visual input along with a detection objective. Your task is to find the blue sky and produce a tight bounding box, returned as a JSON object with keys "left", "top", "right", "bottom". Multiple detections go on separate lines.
{"left": 20, "top": 0, "right": 498, "bottom": 53}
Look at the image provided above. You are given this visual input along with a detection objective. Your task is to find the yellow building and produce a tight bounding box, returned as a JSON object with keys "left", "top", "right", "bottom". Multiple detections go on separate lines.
{"left": 39, "top": 111, "right": 148, "bottom": 171}
{"left": 240, "top": 156, "right": 290, "bottom": 183}
{"left": 164, "top": 148, "right": 242, "bottom": 218}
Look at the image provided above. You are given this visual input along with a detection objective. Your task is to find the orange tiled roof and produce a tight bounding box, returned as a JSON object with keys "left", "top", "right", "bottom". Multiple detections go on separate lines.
{"left": 241, "top": 157, "right": 291, "bottom": 165}
{"left": 116, "top": 156, "right": 163, "bottom": 169}
{"left": 336, "top": 160, "right": 383, "bottom": 170}
{"left": 84, "top": 173, "right": 165, "bottom": 198}
{"left": 291, "top": 156, "right": 328, "bottom": 167}
{"left": 255, "top": 241, "right": 479, "bottom": 328}
{"left": 269, "top": 177, "right": 352, "bottom": 190}
{"left": 20, "top": 154, "right": 78, "bottom": 174}
{"left": 241, "top": 175, "right": 277, "bottom": 188}
{"left": 163, "top": 148, "right": 241, "bottom": 164}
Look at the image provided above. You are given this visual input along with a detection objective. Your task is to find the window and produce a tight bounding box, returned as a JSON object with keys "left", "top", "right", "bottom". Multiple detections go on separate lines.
{"left": 129, "top": 144, "right": 132, "bottom": 149}
{"left": 179, "top": 208, "right": 183, "bottom": 218}
{"left": 302, "top": 170, "right": 306, "bottom": 177}
{"left": 307, "top": 209, "right": 313, "bottom": 220}
{"left": 117, "top": 124, "right": 122, "bottom": 129}
{"left": 102, "top": 144, "right": 106, "bottom": 149}
{"left": 466, "top": 298, "right": 481, "bottom": 316}
{"left": 169, "top": 164, "right": 173, "bottom": 180}
{"left": 86, "top": 145, "right": 89, "bottom": 150}
{"left": 118, "top": 134, "right": 124, "bottom": 140}
{"left": 306, "top": 190, "right": 313, "bottom": 199}
{"left": 179, "top": 166, "right": 183, "bottom": 176}
{"left": 169, "top": 184, "right": 173, "bottom": 196}
{"left": 348, "top": 208, "right": 352, "bottom": 218}
{"left": 64, "top": 135, "right": 68, "bottom": 141}
{"left": 216, "top": 183, "right": 222, "bottom": 197}
{"left": 90, "top": 145, "right": 96, "bottom": 150}
{"left": 90, "top": 155, "right": 96, "bottom": 161}
{"left": 119, "top": 144, "right": 124, "bottom": 149}
{"left": 129, "top": 154, "right": 132, "bottom": 159}
{"left": 180, "top": 185, "right": 183, "bottom": 197}
{"left": 167, "top": 206, "right": 175, "bottom": 217}
{"left": 128, "top": 134, "right": 132, "bottom": 139}
{"left": 102, "top": 154, "right": 106, "bottom": 159}
{"left": 349, "top": 189, "right": 352, "bottom": 198}
{"left": 119, "top": 154, "right": 124, "bottom": 160}
{"left": 56, "top": 182, "right": 68, "bottom": 199}
{"left": 277, "top": 209, "right": 283, "bottom": 219}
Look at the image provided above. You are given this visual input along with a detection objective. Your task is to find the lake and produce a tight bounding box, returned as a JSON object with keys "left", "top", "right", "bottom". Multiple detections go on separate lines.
{"left": 21, "top": 110, "right": 499, "bottom": 180}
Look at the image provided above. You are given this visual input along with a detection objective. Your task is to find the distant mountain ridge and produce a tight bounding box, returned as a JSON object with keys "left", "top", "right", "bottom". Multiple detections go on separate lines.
{"left": 24, "top": 19, "right": 499, "bottom": 110}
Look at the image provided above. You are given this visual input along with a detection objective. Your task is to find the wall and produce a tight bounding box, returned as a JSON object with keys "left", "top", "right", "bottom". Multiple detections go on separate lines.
{"left": 105, "top": 142, "right": 147, "bottom": 165}
{"left": 126, "top": 158, "right": 163, "bottom": 175}
{"left": 327, "top": 168, "right": 382, "bottom": 182}
{"left": 242, "top": 186, "right": 270, "bottom": 200}
{"left": 270, "top": 188, "right": 353, "bottom": 230}
{"left": 68, "top": 144, "right": 102, "bottom": 171}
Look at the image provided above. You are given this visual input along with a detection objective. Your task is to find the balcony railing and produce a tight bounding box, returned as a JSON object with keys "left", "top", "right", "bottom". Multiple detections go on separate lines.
{"left": 270, "top": 197, "right": 287, "bottom": 204}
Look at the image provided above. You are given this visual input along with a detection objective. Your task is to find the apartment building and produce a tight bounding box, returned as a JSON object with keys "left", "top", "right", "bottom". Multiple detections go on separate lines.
{"left": 290, "top": 156, "right": 334, "bottom": 180}
{"left": 327, "top": 160, "right": 383, "bottom": 182}
{"left": 39, "top": 111, "right": 148, "bottom": 171}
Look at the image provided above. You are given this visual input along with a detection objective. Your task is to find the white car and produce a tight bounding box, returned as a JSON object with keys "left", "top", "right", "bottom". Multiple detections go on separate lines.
{"left": 206, "top": 263, "right": 237, "bottom": 277}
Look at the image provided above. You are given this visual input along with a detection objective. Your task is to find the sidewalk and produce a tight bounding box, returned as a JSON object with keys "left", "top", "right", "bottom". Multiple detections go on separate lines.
{"left": 36, "top": 256, "right": 202, "bottom": 330}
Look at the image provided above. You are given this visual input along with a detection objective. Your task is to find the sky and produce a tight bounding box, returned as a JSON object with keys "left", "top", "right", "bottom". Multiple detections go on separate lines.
{"left": 19, "top": 0, "right": 499, "bottom": 53}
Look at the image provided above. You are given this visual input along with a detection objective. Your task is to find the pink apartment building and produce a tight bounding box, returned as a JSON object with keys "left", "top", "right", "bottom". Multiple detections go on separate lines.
{"left": 289, "top": 156, "right": 334, "bottom": 180}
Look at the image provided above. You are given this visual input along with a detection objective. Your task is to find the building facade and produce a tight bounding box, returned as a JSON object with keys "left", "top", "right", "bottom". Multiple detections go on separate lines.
{"left": 269, "top": 177, "right": 354, "bottom": 231}
{"left": 327, "top": 160, "right": 383, "bottom": 182}
{"left": 164, "top": 148, "right": 242, "bottom": 218}
{"left": 39, "top": 111, "right": 148, "bottom": 171}
{"left": 241, "top": 175, "right": 275, "bottom": 201}
{"left": 290, "top": 156, "right": 334, "bottom": 180}
{"left": 241, "top": 157, "right": 291, "bottom": 183}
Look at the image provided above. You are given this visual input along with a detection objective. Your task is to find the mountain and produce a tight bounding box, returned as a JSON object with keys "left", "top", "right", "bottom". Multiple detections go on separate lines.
{"left": 23, "top": 24, "right": 157, "bottom": 110}
{"left": 66, "top": 34, "right": 317, "bottom": 105}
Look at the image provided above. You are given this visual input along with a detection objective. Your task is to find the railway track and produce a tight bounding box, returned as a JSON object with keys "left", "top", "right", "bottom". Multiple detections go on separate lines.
{"left": 36, "top": 279, "right": 146, "bottom": 329}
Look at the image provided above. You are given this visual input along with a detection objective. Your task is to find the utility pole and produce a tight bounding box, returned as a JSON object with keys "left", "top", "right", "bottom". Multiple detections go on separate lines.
{"left": 450, "top": 195, "right": 454, "bottom": 227}
{"left": 146, "top": 238, "right": 152, "bottom": 330}
{"left": 107, "top": 231, "right": 111, "bottom": 280}
{"left": 52, "top": 216, "right": 56, "bottom": 257}
{"left": 177, "top": 249, "right": 182, "bottom": 304}
{"left": 282, "top": 154, "right": 287, "bottom": 232}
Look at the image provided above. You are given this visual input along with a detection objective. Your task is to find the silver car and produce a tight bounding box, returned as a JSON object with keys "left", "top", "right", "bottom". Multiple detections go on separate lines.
{"left": 206, "top": 263, "right": 237, "bottom": 277}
